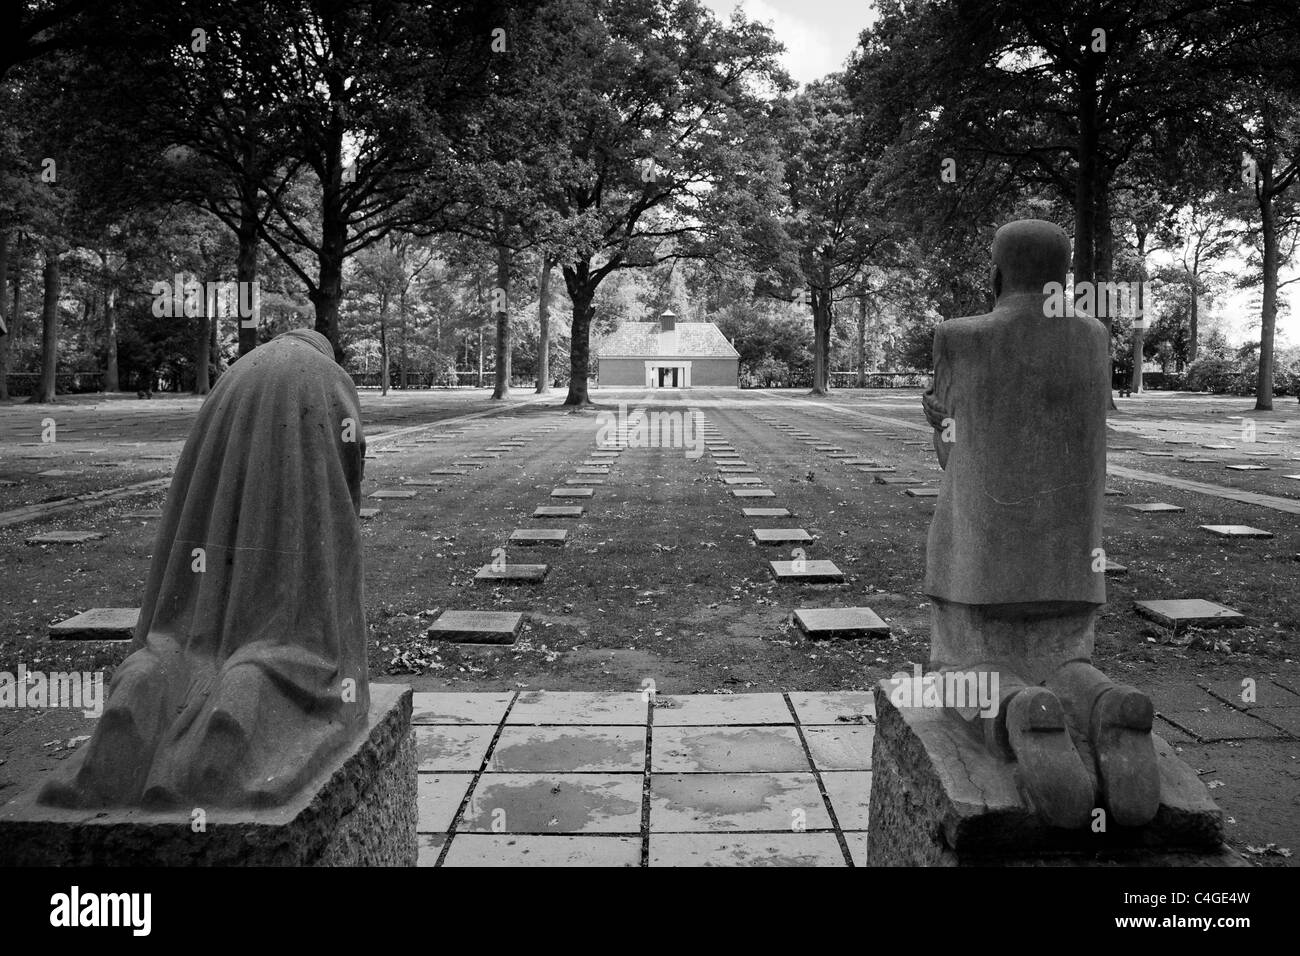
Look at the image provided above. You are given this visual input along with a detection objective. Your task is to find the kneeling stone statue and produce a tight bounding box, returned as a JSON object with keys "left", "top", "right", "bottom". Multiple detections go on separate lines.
{"left": 922, "top": 219, "right": 1159, "bottom": 830}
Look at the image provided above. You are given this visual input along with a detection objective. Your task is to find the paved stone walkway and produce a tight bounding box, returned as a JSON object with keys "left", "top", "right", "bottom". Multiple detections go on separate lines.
{"left": 410, "top": 690, "right": 874, "bottom": 867}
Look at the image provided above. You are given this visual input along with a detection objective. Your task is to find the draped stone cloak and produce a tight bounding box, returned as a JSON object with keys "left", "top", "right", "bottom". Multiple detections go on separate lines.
{"left": 923, "top": 304, "right": 1109, "bottom": 606}
{"left": 42, "top": 329, "right": 370, "bottom": 809}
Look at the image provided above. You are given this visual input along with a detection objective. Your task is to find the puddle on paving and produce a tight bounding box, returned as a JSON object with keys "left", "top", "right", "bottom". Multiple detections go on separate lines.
{"left": 463, "top": 777, "right": 641, "bottom": 833}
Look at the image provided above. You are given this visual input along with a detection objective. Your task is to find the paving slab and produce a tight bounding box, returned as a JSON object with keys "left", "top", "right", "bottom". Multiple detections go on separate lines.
{"left": 803, "top": 725, "right": 874, "bottom": 771}
{"left": 649, "top": 832, "right": 845, "bottom": 867}
{"left": 465, "top": 452, "right": 500, "bottom": 459}
{"left": 402, "top": 478, "right": 444, "bottom": 486}
{"left": 25, "top": 530, "right": 104, "bottom": 544}
{"left": 429, "top": 468, "right": 472, "bottom": 476}
{"left": 49, "top": 607, "right": 138, "bottom": 640}
{"left": 429, "top": 610, "right": 524, "bottom": 644}
{"left": 507, "top": 691, "right": 648, "bottom": 725}
{"left": 509, "top": 528, "right": 568, "bottom": 546}
{"left": 769, "top": 560, "right": 844, "bottom": 583}
{"left": 752, "top": 528, "right": 812, "bottom": 544}
{"left": 1226, "top": 464, "right": 1269, "bottom": 471}
{"left": 1125, "top": 502, "right": 1184, "bottom": 513}
{"left": 820, "top": 770, "right": 871, "bottom": 830}
{"left": 1247, "top": 707, "right": 1300, "bottom": 737}
{"left": 1179, "top": 457, "right": 1218, "bottom": 463}
{"left": 793, "top": 607, "right": 889, "bottom": 640}
{"left": 843, "top": 832, "right": 869, "bottom": 866}
{"left": 414, "top": 725, "right": 496, "bottom": 772}
{"left": 475, "top": 563, "right": 549, "bottom": 583}
{"left": 575, "top": 467, "right": 609, "bottom": 475}
{"left": 416, "top": 834, "right": 445, "bottom": 865}
{"left": 731, "top": 488, "right": 775, "bottom": 498}
{"left": 417, "top": 773, "right": 474, "bottom": 833}
{"left": 1200, "top": 525, "right": 1273, "bottom": 539}
{"left": 1134, "top": 599, "right": 1245, "bottom": 629}
{"left": 649, "top": 772, "right": 831, "bottom": 832}
{"left": 652, "top": 726, "right": 810, "bottom": 772}
{"left": 565, "top": 477, "right": 605, "bottom": 485}
{"left": 368, "top": 489, "right": 417, "bottom": 499}
{"left": 443, "top": 834, "right": 640, "bottom": 867}
{"left": 1158, "top": 708, "right": 1284, "bottom": 742}
{"left": 412, "top": 691, "right": 515, "bottom": 725}
{"left": 1202, "top": 679, "right": 1300, "bottom": 710}
{"left": 488, "top": 726, "right": 646, "bottom": 772}
{"left": 1201, "top": 444, "right": 1235, "bottom": 450}
{"left": 653, "top": 693, "right": 790, "bottom": 726}
{"left": 743, "top": 507, "right": 792, "bottom": 518}
{"left": 857, "top": 466, "right": 896, "bottom": 473}
{"left": 450, "top": 461, "right": 485, "bottom": 468}
{"left": 874, "top": 475, "right": 923, "bottom": 485}
{"left": 533, "top": 506, "right": 584, "bottom": 518}
{"left": 551, "top": 487, "right": 594, "bottom": 498}
{"left": 788, "top": 691, "right": 875, "bottom": 724}
{"left": 459, "top": 774, "right": 643, "bottom": 834}
{"left": 716, "top": 465, "right": 754, "bottom": 473}
{"left": 904, "top": 487, "right": 939, "bottom": 497}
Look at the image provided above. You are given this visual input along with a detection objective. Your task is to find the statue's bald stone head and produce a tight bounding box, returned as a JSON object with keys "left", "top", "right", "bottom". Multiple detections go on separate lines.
{"left": 991, "top": 219, "right": 1071, "bottom": 298}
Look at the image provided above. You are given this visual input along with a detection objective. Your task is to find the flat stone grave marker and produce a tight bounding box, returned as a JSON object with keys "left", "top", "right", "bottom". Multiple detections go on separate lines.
{"left": 465, "top": 452, "right": 500, "bottom": 459}
{"left": 794, "top": 607, "right": 889, "bottom": 639}
{"left": 1125, "top": 502, "right": 1184, "bottom": 513}
{"left": 743, "top": 507, "right": 792, "bottom": 519}
{"left": 1134, "top": 599, "right": 1245, "bottom": 629}
{"left": 712, "top": 453, "right": 740, "bottom": 459}
{"left": 1200, "top": 525, "right": 1273, "bottom": 539}
{"left": 814, "top": 446, "right": 843, "bottom": 452}
{"left": 905, "top": 487, "right": 940, "bottom": 497}
{"left": 49, "top": 607, "right": 139, "bottom": 641}
{"left": 533, "top": 505, "right": 584, "bottom": 518}
{"left": 731, "top": 488, "right": 775, "bottom": 498}
{"left": 429, "top": 610, "right": 524, "bottom": 644}
{"left": 1285, "top": 475, "right": 1300, "bottom": 481}
{"left": 552, "top": 487, "right": 594, "bottom": 498}
{"left": 359, "top": 508, "right": 380, "bottom": 519}
{"left": 1140, "top": 451, "right": 1175, "bottom": 458}
{"left": 717, "top": 465, "right": 754, "bottom": 473}
{"left": 451, "top": 460, "right": 485, "bottom": 468}
{"left": 581, "top": 461, "right": 611, "bottom": 468}
{"left": 1201, "top": 444, "right": 1234, "bottom": 450}
{"left": 752, "top": 528, "right": 813, "bottom": 545}
{"left": 842, "top": 459, "right": 880, "bottom": 466}
{"left": 826, "top": 453, "right": 857, "bottom": 459}
{"left": 1104, "top": 559, "right": 1127, "bottom": 574}
{"left": 722, "top": 475, "right": 762, "bottom": 485}
{"left": 591, "top": 451, "right": 619, "bottom": 458}
{"left": 36, "top": 469, "right": 82, "bottom": 477}
{"left": 875, "top": 475, "right": 923, "bottom": 485}
{"left": 475, "top": 564, "right": 549, "bottom": 583}
{"left": 576, "top": 466, "right": 609, "bottom": 474}
{"left": 509, "top": 528, "right": 568, "bottom": 546}
{"left": 26, "top": 530, "right": 104, "bottom": 544}
{"left": 769, "top": 560, "right": 844, "bottom": 583}
{"left": 1165, "top": 440, "right": 1196, "bottom": 445}
{"left": 858, "top": 466, "right": 896, "bottom": 473}
{"left": 902, "top": 441, "right": 928, "bottom": 447}
{"left": 1107, "top": 445, "right": 1136, "bottom": 451}
{"left": 1226, "top": 464, "right": 1268, "bottom": 471}
{"left": 1179, "top": 457, "right": 1217, "bottom": 463}
{"left": 566, "top": 477, "right": 604, "bottom": 485}
{"left": 402, "top": 478, "right": 443, "bottom": 486}
{"left": 373, "top": 448, "right": 403, "bottom": 455}
{"left": 483, "top": 447, "right": 513, "bottom": 453}
{"left": 368, "top": 489, "right": 417, "bottom": 499}
{"left": 429, "top": 468, "right": 471, "bottom": 476}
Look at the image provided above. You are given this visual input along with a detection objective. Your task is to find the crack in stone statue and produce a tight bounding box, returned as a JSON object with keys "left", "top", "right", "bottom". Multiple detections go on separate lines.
{"left": 40, "top": 329, "right": 371, "bottom": 810}
{"left": 921, "top": 219, "right": 1160, "bottom": 830}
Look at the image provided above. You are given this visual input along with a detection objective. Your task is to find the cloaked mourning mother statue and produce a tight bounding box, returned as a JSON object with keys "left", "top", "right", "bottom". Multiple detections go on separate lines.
{"left": 921, "top": 220, "right": 1160, "bottom": 831}
{"left": 42, "top": 329, "right": 370, "bottom": 810}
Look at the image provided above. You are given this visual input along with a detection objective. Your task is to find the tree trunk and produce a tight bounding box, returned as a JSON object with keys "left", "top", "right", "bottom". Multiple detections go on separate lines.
{"left": 856, "top": 296, "right": 866, "bottom": 388}
{"left": 1255, "top": 166, "right": 1279, "bottom": 411}
{"left": 3, "top": 236, "right": 22, "bottom": 401}
{"left": 809, "top": 283, "right": 832, "bottom": 396}
{"left": 491, "top": 243, "right": 512, "bottom": 400}
{"left": 1073, "top": 61, "right": 1098, "bottom": 295}
{"left": 311, "top": 132, "right": 347, "bottom": 363}
{"left": 103, "top": 285, "right": 119, "bottom": 392}
{"left": 477, "top": 328, "right": 484, "bottom": 388}
{"left": 1129, "top": 232, "right": 1147, "bottom": 395}
{"left": 236, "top": 177, "right": 260, "bottom": 357}
{"left": 562, "top": 265, "right": 596, "bottom": 405}
{"left": 535, "top": 254, "right": 551, "bottom": 393}
{"left": 29, "top": 249, "right": 59, "bottom": 404}
{"left": 0, "top": 229, "right": 9, "bottom": 401}
{"left": 193, "top": 284, "right": 211, "bottom": 395}
{"left": 379, "top": 290, "right": 389, "bottom": 396}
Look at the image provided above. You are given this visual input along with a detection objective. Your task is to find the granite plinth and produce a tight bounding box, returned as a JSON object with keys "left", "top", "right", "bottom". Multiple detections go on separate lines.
{"left": 0, "top": 684, "right": 416, "bottom": 866}
{"left": 866, "top": 683, "right": 1240, "bottom": 866}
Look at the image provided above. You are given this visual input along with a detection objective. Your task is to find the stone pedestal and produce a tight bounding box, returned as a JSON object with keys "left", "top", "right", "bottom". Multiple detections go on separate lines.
{"left": 867, "top": 682, "right": 1244, "bottom": 866}
{"left": 0, "top": 684, "right": 416, "bottom": 866}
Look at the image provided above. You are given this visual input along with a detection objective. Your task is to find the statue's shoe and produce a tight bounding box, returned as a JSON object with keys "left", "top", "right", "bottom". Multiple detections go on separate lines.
{"left": 1006, "top": 687, "right": 1094, "bottom": 829}
{"left": 1091, "top": 685, "right": 1160, "bottom": 827}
